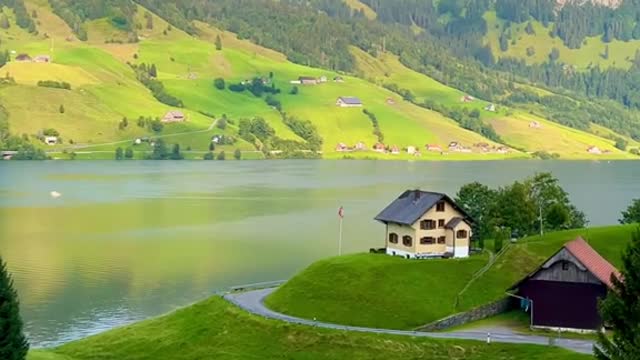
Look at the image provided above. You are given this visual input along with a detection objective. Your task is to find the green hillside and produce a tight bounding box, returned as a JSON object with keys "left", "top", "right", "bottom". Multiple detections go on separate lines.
{"left": 0, "top": 0, "right": 639, "bottom": 160}
{"left": 266, "top": 225, "right": 635, "bottom": 330}
{"left": 27, "top": 297, "right": 589, "bottom": 360}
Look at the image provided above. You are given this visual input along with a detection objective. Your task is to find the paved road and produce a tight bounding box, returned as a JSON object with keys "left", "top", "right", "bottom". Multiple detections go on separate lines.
{"left": 224, "top": 288, "right": 595, "bottom": 355}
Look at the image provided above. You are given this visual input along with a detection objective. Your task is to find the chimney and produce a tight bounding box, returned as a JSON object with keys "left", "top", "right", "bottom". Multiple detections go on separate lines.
{"left": 414, "top": 190, "right": 421, "bottom": 200}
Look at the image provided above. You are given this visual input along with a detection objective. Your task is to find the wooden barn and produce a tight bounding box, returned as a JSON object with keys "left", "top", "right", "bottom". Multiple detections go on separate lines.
{"left": 508, "top": 237, "right": 619, "bottom": 331}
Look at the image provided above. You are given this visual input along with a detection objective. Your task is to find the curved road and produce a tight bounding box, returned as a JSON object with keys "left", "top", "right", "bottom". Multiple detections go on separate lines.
{"left": 224, "top": 288, "right": 594, "bottom": 355}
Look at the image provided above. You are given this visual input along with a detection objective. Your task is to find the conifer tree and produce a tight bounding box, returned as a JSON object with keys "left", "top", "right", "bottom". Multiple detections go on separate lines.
{"left": 596, "top": 227, "right": 640, "bottom": 360}
{"left": 215, "top": 34, "right": 222, "bottom": 50}
{"left": 0, "top": 257, "right": 29, "bottom": 360}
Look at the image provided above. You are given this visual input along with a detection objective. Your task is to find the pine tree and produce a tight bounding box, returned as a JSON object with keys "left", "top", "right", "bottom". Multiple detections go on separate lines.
{"left": 0, "top": 257, "right": 29, "bottom": 360}
{"left": 596, "top": 227, "right": 640, "bottom": 360}
{"left": 215, "top": 34, "right": 222, "bottom": 50}
{"left": 148, "top": 64, "right": 157, "bottom": 78}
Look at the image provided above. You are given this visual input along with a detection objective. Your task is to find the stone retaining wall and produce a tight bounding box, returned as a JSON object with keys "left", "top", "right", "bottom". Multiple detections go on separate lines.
{"left": 417, "top": 297, "right": 514, "bottom": 331}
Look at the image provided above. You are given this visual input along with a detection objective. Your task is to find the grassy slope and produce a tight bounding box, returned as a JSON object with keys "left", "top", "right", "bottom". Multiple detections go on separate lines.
{"left": 351, "top": 47, "right": 634, "bottom": 158}
{"left": 0, "top": 3, "right": 250, "bottom": 152}
{"left": 28, "top": 297, "right": 589, "bottom": 360}
{"left": 267, "top": 225, "right": 635, "bottom": 330}
{"left": 485, "top": 11, "right": 640, "bottom": 70}
{"left": 266, "top": 252, "right": 490, "bottom": 329}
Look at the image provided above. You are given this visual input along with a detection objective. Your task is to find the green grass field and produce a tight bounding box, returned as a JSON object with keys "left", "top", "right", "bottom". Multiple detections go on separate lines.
{"left": 267, "top": 225, "right": 636, "bottom": 331}
{"left": 27, "top": 296, "right": 590, "bottom": 360}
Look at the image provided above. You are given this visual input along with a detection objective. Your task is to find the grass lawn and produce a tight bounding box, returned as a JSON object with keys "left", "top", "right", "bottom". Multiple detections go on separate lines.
{"left": 28, "top": 296, "right": 590, "bottom": 360}
{"left": 267, "top": 225, "right": 636, "bottom": 331}
{"left": 266, "top": 252, "right": 490, "bottom": 330}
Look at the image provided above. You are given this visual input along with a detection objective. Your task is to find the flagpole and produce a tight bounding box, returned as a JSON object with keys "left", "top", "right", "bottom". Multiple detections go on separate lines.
{"left": 339, "top": 215, "right": 343, "bottom": 256}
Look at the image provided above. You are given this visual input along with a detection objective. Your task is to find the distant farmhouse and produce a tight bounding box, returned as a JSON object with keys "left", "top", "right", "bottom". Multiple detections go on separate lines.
{"left": 44, "top": 136, "right": 58, "bottom": 145}
{"left": 162, "top": 110, "right": 186, "bottom": 123}
{"left": 15, "top": 53, "right": 32, "bottom": 62}
{"left": 375, "top": 190, "right": 473, "bottom": 259}
{"left": 508, "top": 238, "right": 619, "bottom": 331}
{"left": 336, "top": 96, "right": 363, "bottom": 107}
{"left": 298, "top": 76, "right": 318, "bottom": 85}
{"left": 34, "top": 55, "right": 52, "bottom": 63}
{"left": 587, "top": 146, "right": 602, "bottom": 155}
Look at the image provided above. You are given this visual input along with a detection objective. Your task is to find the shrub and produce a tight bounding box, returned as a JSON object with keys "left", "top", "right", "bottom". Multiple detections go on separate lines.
{"left": 37, "top": 80, "right": 71, "bottom": 90}
{"left": 124, "top": 147, "right": 134, "bottom": 159}
{"left": 214, "top": 78, "right": 225, "bottom": 90}
{"left": 217, "top": 118, "right": 227, "bottom": 130}
{"left": 203, "top": 152, "right": 214, "bottom": 160}
{"left": 216, "top": 151, "right": 226, "bottom": 160}
{"left": 234, "top": 148, "right": 241, "bottom": 160}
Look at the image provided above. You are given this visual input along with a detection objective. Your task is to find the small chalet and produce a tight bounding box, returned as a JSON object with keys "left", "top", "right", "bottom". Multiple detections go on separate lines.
{"left": 587, "top": 146, "right": 602, "bottom": 155}
{"left": 529, "top": 121, "right": 542, "bottom": 129}
{"left": 162, "top": 110, "right": 186, "bottom": 123}
{"left": 44, "top": 136, "right": 58, "bottom": 145}
{"left": 474, "top": 143, "right": 490, "bottom": 152}
{"left": 336, "top": 96, "right": 363, "bottom": 108}
{"left": 335, "top": 143, "right": 349, "bottom": 152}
{"left": 386, "top": 97, "right": 396, "bottom": 105}
{"left": 375, "top": 190, "right": 473, "bottom": 259}
{"left": 299, "top": 76, "right": 318, "bottom": 85}
{"left": 426, "top": 144, "right": 442, "bottom": 152}
{"left": 333, "top": 76, "right": 344, "bottom": 83}
{"left": 496, "top": 146, "right": 509, "bottom": 154}
{"left": 319, "top": 76, "right": 327, "bottom": 83}
{"left": 509, "top": 238, "right": 619, "bottom": 331}
{"left": 1, "top": 151, "right": 13, "bottom": 160}
{"left": 34, "top": 55, "right": 52, "bottom": 63}
{"left": 460, "top": 95, "right": 475, "bottom": 103}
{"left": 354, "top": 141, "right": 366, "bottom": 151}
{"left": 407, "top": 146, "right": 417, "bottom": 155}
{"left": 448, "top": 141, "right": 461, "bottom": 151}
{"left": 484, "top": 103, "right": 496, "bottom": 112}
{"left": 15, "top": 54, "right": 32, "bottom": 62}
{"left": 373, "top": 143, "right": 386, "bottom": 152}
{"left": 390, "top": 145, "right": 400, "bottom": 154}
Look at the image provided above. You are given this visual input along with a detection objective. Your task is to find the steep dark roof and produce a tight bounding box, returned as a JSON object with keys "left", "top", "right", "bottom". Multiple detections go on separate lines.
{"left": 338, "top": 96, "right": 362, "bottom": 105}
{"left": 375, "top": 190, "right": 472, "bottom": 226}
{"left": 445, "top": 217, "right": 466, "bottom": 229}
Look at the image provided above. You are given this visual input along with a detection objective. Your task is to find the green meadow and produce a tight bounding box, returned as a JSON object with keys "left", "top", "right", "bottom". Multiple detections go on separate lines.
{"left": 27, "top": 297, "right": 589, "bottom": 360}
{"left": 267, "top": 225, "right": 635, "bottom": 330}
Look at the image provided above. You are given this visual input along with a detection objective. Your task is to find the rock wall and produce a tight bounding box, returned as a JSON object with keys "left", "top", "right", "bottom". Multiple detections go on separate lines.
{"left": 417, "top": 297, "right": 515, "bottom": 332}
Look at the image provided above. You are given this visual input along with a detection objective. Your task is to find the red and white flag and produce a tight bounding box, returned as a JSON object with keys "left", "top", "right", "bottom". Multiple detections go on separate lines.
{"left": 338, "top": 206, "right": 344, "bottom": 219}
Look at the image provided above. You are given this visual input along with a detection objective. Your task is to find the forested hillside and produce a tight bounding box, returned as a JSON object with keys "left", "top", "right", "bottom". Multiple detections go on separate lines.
{"left": 1, "top": 0, "right": 640, "bottom": 159}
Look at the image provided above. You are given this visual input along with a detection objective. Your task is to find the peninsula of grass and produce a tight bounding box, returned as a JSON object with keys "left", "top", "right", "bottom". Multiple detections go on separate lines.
{"left": 266, "top": 225, "right": 635, "bottom": 331}
{"left": 28, "top": 296, "right": 591, "bottom": 360}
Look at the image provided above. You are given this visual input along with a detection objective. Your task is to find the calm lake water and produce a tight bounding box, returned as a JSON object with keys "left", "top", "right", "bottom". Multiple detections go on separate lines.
{"left": 0, "top": 160, "right": 639, "bottom": 347}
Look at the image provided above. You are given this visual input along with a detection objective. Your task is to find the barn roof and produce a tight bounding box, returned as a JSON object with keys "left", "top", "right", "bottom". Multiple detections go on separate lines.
{"left": 374, "top": 190, "right": 473, "bottom": 226}
{"left": 338, "top": 96, "right": 362, "bottom": 105}
{"left": 509, "top": 237, "right": 620, "bottom": 290}
{"left": 565, "top": 237, "right": 620, "bottom": 288}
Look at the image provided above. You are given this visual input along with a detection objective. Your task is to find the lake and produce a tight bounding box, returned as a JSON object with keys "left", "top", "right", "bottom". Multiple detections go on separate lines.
{"left": 0, "top": 160, "right": 638, "bottom": 347}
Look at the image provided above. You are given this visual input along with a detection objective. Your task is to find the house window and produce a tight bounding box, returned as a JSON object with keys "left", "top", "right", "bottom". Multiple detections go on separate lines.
{"left": 438, "top": 219, "right": 445, "bottom": 228}
{"left": 456, "top": 230, "right": 468, "bottom": 239}
{"left": 420, "top": 220, "right": 436, "bottom": 230}
{"left": 389, "top": 233, "right": 398, "bottom": 244}
{"left": 420, "top": 237, "right": 435, "bottom": 245}
{"left": 402, "top": 236, "right": 413, "bottom": 247}
{"left": 437, "top": 236, "right": 446, "bottom": 244}
{"left": 436, "top": 201, "right": 445, "bottom": 212}
{"left": 562, "top": 261, "right": 569, "bottom": 271}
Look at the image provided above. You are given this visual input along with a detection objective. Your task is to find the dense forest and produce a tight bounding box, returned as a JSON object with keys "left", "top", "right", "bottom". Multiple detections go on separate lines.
{"left": 3, "top": 0, "right": 640, "bottom": 141}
